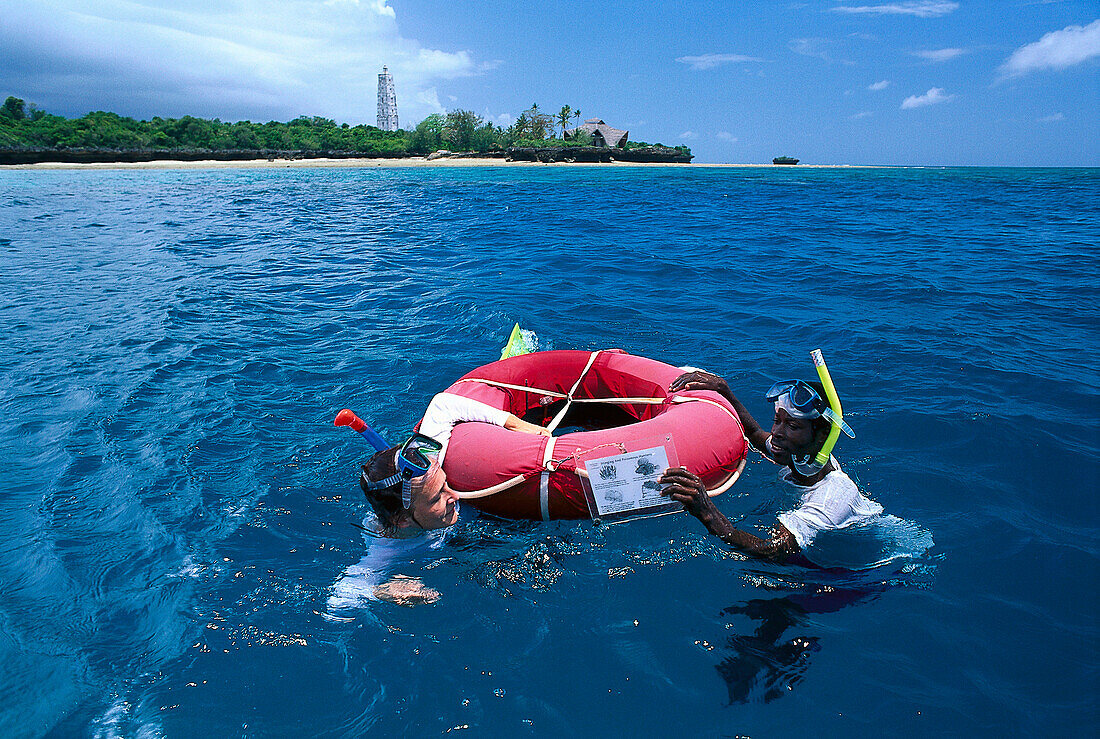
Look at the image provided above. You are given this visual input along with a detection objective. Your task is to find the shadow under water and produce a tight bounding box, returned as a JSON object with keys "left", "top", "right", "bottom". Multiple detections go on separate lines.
{"left": 715, "top": 584, "right": 881, "bottom": 705}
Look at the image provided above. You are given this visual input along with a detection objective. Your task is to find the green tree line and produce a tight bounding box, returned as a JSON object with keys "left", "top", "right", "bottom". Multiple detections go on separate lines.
{"left": 0, "top": 96, "right": 690, "bottom": 157}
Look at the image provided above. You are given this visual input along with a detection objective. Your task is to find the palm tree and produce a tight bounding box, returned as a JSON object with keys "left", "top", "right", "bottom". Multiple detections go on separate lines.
{"left": 556, "top": 105, "right": 572, "bottom": 138}
{"left": 523, "top": 103, "right": 552, "bottom": 140}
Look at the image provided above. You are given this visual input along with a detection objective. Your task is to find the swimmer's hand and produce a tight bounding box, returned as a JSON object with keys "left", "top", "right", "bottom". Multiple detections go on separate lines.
{"left": 373, "top": 575, "right": 441, "bottom": 607}
{"left": 669, "top": 370, "right": 730, "bottom": 396}
{"left": 661, "top": 467, "right": 801, "bottom": 563}
{"left": 504, "top": 414, "right": 552, "bottom": 437}
{"left": 659, "top": 466, "right": 718, "bottom": 522}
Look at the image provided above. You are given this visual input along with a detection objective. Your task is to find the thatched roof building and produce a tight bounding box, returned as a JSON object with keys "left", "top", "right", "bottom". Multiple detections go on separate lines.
{"left": 565, "top": 118, "right": 629, "bottom": 148}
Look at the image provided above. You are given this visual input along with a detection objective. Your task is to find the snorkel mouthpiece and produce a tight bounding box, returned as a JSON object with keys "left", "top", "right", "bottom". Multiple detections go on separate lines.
{"left": 334, "top": 408, "right": 392, "bottom": 451}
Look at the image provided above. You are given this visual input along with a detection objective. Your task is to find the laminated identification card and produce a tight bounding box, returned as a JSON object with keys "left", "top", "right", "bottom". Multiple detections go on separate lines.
{"left": 581, "top": 441, "right": 679, "bottom": 520}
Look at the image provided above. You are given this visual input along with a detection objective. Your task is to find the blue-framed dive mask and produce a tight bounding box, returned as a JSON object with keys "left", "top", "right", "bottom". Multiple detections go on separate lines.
{"left": 361, "top": 433, "right": 443, "bottom": 503}
{"left": 396, "top": 433, "right": 443, "bottom": 479}
{"left": 765, "top": 380, "right": 854, "bottom": 439}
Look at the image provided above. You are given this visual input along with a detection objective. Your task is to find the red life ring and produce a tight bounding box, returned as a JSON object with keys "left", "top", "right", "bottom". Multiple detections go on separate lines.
{"left": 429, "top": 349, "right": 747, "bottom": 521}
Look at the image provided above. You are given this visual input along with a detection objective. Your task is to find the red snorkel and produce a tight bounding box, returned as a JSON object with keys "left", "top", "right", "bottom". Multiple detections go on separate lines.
{"left": 334, "top": 409, "right": 392, "bottom": 451}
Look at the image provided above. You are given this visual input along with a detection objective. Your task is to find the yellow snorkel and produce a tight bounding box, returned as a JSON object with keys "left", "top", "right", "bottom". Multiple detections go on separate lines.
{"left": 810, "top": 348, "right": 847, "bottom": 466}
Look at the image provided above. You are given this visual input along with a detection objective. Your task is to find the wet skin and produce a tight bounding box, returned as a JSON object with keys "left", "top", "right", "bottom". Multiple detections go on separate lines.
{"left": 403, "top": 415, "right": 547, "bottom": 531}
{"left": 667, "top": 370, "right": 833, "bottom": 483}
{"left": 660, "top": 371, "right": 834, "bottom": 562}
{"left": 405, "top": 460, "right": 459, "bottom": 530}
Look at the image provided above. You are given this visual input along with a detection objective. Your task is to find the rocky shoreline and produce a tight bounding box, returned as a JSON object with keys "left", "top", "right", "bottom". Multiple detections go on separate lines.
{"left": 0, "top": 145, "right": 692, "bottom": 166}
{"left": 506, "top": 146, "right": 692, "bottom": 163}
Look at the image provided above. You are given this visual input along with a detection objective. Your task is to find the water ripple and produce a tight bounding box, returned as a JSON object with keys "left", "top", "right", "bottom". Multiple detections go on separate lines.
{"left": 0, "top": 166, "right": 1096, "bottom": 736}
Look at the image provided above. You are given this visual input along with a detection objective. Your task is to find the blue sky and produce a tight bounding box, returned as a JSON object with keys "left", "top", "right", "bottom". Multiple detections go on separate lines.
{"left": 1, "top": 0, "right": 1097, "bottom": 164}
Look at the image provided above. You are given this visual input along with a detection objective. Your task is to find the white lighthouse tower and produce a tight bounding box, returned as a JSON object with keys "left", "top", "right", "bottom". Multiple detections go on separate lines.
{"left": 376, "top": 66, "right": 399, "bottom": 131}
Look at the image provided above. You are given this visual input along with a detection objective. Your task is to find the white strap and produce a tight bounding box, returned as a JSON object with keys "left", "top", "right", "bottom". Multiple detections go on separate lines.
{"left": 670, "top": 394, "right": 739, "bottom": 421}
{"left": 571, "top": 396, "right": 665, "bottom": 405}
{"left": 546, "top": 351, "right": 601, "bottom": 433}
{"left": 669, "top": 395, "right": 746, "bottom": 497}
{"left": 452, "top": 435, "right": 561, "bottom": 503}
{"left": 456, "top": 375, "right": 665, "bottom": 406}
{"left": 454, "top": 473, "right": 527, "bottom": 499}
{"left": 454, "top": 377, "right": 568, "bottom": 398}
{"left": 705, "top": 454, "right": 746, "bottom": 497}
{"left": 539, "top": 436, "right": 557, "bottom": 521}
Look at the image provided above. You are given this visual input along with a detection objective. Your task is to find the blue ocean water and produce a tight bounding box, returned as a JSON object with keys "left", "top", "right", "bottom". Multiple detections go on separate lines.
{"left": 0, "top": 165, "right": 1097, "bottom": 736}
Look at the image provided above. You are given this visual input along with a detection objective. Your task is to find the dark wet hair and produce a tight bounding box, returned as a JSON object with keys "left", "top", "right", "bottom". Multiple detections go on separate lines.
{"left": 359, "top": 446, "right": 406, "bottom": 530}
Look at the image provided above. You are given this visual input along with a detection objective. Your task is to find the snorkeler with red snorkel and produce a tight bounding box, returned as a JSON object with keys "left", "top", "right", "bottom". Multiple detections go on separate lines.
{"left": 335, "top": 394, "right": 549, "bottom": 534}
{"left": 331, "top": 397, "right": 549, "bottom": 607}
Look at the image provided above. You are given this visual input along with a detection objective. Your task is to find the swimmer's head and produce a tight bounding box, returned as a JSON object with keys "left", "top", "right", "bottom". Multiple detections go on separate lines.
{"left": 767, "top": 351, "right": 855, "bottom": 475}
{"left": 770, "top": 380, "right": 834, "bottom": 432}
{"left": 359, "top": 446, "right": 407, "bottom": 531}
{"left": 766, "top": 380, "right": 836, "bottom": 473}
{"left": 359, "top": 447, "right": 459, "bottom": 532}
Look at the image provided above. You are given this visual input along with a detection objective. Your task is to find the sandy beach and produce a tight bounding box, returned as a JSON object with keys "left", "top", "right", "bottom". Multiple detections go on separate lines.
{"left": 1, "top": 156, "right": 871, "bottom": 171}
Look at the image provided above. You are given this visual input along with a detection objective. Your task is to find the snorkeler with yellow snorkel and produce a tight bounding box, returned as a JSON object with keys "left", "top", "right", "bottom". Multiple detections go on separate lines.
{"left": 660, "top": 350, "right": 881, "bottom": 566}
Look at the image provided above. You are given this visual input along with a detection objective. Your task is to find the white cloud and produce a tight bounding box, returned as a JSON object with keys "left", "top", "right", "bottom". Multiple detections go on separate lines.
{"left": 366, "top": 0, "right": 397, "bottom": 17}
{"left": 1038, "top": 112, "right": 1064, "bottom": 122}
{"left": 999, "top": 19, "right": 1100, "bottom": 77}
{"left": 850, "top": 111, "right": 874, "bottom": 119}
{"left": 326, "top": 0, "right": 396, "bottom": 17}
{"left": 414, "top": 88, "right": 445, "bottom": 113}
{"left": 716, "top": 131, "right": 738, "bottom": 141}
{"left": 0, "top": 0, "right": 483, "bottom": 125}
{"left": 414, "top": 48, "right": 477, "bottom": 78}
{"left": 679, "top": 130, "right": 699, "bottom": 139}
{"left": 913, "top": 48, "right": 966, "bottom": 62}
{"left": 868, "top": 79, "right": 890, "bottom": 90}
{"left": 831, "top": 2, "right": 958, "bottom": 17}
{"left": 901, "top": 87, "right": 955, "bottom": 108}
{"left": 676, "top": 53, "right": 766, "bottom": 70}
{"left": 790, "top": 38, "right": 838, "bottom": 62}
{"left": 321, "top": 0, "right": 396, "bottom": 17}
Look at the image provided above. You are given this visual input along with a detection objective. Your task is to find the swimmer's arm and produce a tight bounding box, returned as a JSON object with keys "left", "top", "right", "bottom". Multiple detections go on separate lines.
{"left": 669, "top": 371, "right": 771, "bottom": 451}
{"left": 504, "top": 414, "right": 552, "bottom": 436}
{"left": 660, "top": 467, "right": 800, "bottom": 563}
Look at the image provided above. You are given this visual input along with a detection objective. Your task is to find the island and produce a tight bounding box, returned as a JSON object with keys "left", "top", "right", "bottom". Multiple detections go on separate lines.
{"left": 0, "top": 97, "right": 692, "bottom": 165}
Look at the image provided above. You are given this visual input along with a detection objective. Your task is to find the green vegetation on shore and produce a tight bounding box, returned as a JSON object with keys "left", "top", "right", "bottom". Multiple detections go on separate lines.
{"left": 0, "top": 97, "right": 691, "bottom": 158}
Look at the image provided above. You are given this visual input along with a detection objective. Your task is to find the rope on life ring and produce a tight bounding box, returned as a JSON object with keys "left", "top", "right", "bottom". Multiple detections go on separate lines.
{"left": 545, "top": 350, "right": 600, "bottom": 433}
{"left": 450, "top": 355, "right": 749, "bottom": 502}
{"left": 456, "top": 374, "right": 668, "bottom": 407}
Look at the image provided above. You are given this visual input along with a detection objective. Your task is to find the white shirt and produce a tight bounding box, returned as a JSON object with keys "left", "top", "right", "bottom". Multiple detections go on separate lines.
{"left": 417, "top": 392, "right": 510, "bottom": 463}
{"left": 776, "top": 459, "right": 884, "bottom": 550}
{"left": 326, "top": 524, "right": 451, "bottom": 611}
